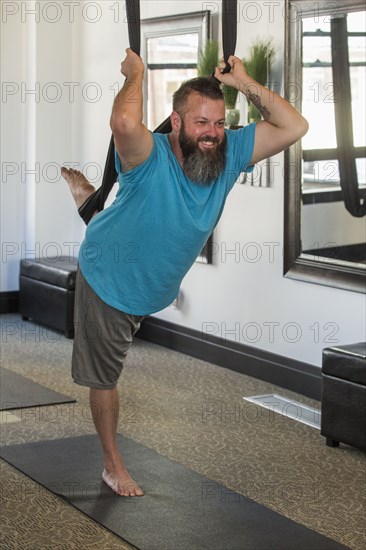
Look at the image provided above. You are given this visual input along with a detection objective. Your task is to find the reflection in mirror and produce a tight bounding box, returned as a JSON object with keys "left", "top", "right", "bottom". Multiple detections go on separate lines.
{"left": 284, "top": 0, "right": 366, "bottom": 292}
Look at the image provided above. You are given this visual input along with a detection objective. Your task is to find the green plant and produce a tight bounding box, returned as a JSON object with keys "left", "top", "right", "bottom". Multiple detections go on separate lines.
{"left": 197, "top": 40, "right": 239, "bottom": 110}
{"left": 244, "top": 38, "right": 276, "bottom": 121}
{"left": 197, "top": 39, "right": 219, "bottom": 77}
{"left": 222, "top": 82, "right": 239, "bottom": 109}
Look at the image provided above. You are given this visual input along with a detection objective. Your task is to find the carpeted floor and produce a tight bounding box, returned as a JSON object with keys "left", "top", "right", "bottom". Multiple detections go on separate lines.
{"left": 1, "top": 313, "right": 365, "bottom": 550}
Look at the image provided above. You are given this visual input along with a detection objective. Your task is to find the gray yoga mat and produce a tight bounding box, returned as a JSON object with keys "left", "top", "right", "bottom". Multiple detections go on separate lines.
{"left": 0, "top": 367, "right": 76, "bottom": 410}
{"left": 0, "top": 434, "right": 350, "bottom": 550}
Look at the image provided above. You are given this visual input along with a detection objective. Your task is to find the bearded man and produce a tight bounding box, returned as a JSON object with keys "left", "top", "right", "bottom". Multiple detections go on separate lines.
{"left": 61, "top": 48, "right": 308, "bottom": 498}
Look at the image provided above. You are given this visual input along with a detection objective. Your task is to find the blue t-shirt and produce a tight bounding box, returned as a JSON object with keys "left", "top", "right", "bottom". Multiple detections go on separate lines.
{"left": 79, "top": 123, "right": 256, "bottom": 315}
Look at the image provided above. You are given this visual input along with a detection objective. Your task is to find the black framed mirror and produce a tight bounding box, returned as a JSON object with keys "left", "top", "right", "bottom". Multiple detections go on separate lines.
{"left": 284, "top": 0, "right": 366, "bottom": 293}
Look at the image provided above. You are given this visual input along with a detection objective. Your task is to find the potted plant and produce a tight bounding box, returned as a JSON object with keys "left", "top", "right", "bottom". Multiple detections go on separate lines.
{"left": 222, "top": 82, "right": 240, "bottom": 126}
{"left": 198, "top": 40, "right": 241, "bottom": 126}
{"left": 197, "top": 39, "right": 219, "bottom": 77}
{"left": 244, "top": 38, "right": 276, "bottom": 122}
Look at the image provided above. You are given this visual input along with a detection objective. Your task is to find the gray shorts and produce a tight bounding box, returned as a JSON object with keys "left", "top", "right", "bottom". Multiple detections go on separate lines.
{"left": 72, "top": 267, "right": 146, "bottom": 389}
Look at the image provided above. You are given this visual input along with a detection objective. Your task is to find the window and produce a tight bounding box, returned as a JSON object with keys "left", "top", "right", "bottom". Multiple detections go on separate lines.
{"left": 141, "top": 11, "right": 212, "bottom": 130}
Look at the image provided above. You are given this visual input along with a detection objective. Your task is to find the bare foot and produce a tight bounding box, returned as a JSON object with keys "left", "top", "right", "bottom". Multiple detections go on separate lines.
{"left": 61, "top": 167, "right": 96, "bottom": 209}
{"left": 102, "top": 465, "right": 144, "bottom": 497}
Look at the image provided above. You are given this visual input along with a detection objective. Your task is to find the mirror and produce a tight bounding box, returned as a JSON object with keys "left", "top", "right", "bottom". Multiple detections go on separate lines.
{"left": 284, "top": 0, "right": 366, "bottom": 292}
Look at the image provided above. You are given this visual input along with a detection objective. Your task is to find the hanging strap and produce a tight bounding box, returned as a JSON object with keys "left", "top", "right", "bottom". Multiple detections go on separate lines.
{"left": 222, "top": 0, "right": 237, "bottom": 73}
{"left": 78, "top": 0, "right": 238, "bottom": 224}
{"left": 78, "top": 0, "right": 142, "bottom": 223}
{"left": 125, "top": 0, "right": 140, "bottom": 54}
{"left": 330, "top": 16, "right": 365, "bottom": 217}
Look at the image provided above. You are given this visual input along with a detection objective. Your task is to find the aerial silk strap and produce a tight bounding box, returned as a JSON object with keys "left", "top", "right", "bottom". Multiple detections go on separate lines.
{"left": 78, "top": 0, "right": 238, "bottom": 224}
{"left": 78, "top": 0, "right": 143, "bottom": 223}
{"left": 221, "top": 0, "right": 237, "bottom": 73}
{"left": 330, "top": 16, "right": 365, "bottom": 217}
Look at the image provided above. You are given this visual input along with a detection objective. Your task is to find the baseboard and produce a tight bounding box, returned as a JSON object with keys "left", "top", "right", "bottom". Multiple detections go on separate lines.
{"left": 0, "top": 294, "right": 321, "bottom": 400}
{"left": 0, "top": 291, "right": 19, "bottom": 314}
{"left": 138, "top": 316, "right": 321, "bottom": 400}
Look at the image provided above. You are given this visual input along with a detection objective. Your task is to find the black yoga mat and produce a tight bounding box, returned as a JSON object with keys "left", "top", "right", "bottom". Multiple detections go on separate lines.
{"left": 0, "top": 367, "right": 76, "bottom": 411}
{"left": 0, "top": 434, "right": 350, "bottom": 550}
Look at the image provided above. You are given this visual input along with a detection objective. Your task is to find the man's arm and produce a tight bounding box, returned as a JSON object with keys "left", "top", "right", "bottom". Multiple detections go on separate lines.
{"left": 110, "top": 48, "right": 153, "bottom": 171}
{"left": 214, "top": 56, "right": 309, "bottom": 164}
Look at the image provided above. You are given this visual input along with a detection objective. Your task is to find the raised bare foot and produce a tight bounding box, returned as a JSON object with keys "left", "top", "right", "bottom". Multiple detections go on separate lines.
{"left": 61, "top": 167, "right": 96, "bottom": 209}
{"left": 102, "top": 466, "right": 144, "bottom": 497}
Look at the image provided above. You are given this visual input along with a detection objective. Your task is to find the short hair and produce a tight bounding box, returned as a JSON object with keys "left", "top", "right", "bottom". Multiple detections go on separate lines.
{"left": 172, "top": 77, "right": 224, "bottom": 117}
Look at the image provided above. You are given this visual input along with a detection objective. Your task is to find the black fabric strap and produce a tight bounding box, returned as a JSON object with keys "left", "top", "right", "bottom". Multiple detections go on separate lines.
{"left": 79, "top": 0, "right": 173, "bottom": 224}
{"left": 126, "top": 0, "right": 140, "bottom": 55}
{"left": 330, "top": 16, "right": 365, "bottom": 217}
{"left": 79, "top": 0, "right": 237, "bottom": 224}
{"left": 78, "top": 0, "right": 142, "bottom": 224}
{"left": 222, "top": 0, "right": 237, "bottom": 72}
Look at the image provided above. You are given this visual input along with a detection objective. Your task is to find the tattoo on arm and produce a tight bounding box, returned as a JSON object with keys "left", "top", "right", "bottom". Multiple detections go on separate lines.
{"left": 248, "top": 92, "right": 271, "bottom": 121}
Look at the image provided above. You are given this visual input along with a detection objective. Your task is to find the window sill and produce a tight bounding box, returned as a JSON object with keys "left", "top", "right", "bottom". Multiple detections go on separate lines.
{"left": 302, "top": 184, "right": 366, "bottom": 205}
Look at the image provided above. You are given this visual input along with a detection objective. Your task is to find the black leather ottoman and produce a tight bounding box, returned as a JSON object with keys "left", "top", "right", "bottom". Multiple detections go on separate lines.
{"left": 19, "top": 256, "right": 78, "bottom": 338}
{"left": 321, "top": 343, "right": 366, "bottom": 451}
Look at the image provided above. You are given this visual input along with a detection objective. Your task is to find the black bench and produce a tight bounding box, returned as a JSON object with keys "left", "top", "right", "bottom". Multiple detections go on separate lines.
{"left": 19, "top": 256, "right": 78, "bottom": 338}
{"left": 321, "top": 342, "right": 366, "bottom": 451}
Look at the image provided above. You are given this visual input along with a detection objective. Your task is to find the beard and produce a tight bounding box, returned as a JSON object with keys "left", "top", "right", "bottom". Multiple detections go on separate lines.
{"left": 178, "top": 123, "right": 226, "bottom": 186}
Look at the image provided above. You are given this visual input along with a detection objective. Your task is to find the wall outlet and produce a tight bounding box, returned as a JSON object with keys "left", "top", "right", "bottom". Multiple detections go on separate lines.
{"left": 172, "top": 291, "right": 181, "bottom": 309}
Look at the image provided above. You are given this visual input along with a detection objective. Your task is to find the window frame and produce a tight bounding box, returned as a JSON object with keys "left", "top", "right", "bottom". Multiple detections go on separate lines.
{"left": 141, "top": 11, "right": 212, "bottom": 130}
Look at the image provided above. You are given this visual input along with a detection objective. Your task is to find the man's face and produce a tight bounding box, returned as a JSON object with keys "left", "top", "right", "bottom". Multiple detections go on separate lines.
{"left": 177, "top": 92, "right": 227, "bottom": 185}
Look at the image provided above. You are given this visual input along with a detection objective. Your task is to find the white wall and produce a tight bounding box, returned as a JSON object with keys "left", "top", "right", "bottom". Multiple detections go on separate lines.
{"left": 1, "top": 0, "right": 84, "bottom": 290}
{"left": 1, "top": 4, "right": 26, "bottom": 291}
{"left": 1, "top": 1, "right": 365, "bottom": 369}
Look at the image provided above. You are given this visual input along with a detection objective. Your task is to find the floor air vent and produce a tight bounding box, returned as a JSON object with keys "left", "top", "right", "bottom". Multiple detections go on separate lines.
{"left": 243, "top": 394, "right": 320, "bottom": 429}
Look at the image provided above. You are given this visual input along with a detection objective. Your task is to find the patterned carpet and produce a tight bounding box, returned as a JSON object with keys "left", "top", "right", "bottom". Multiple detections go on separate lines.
{"left": 1, "top": 314, "right": 365, "bottom": 550}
